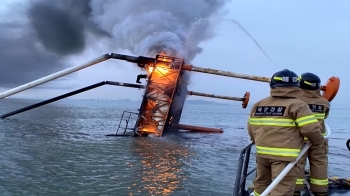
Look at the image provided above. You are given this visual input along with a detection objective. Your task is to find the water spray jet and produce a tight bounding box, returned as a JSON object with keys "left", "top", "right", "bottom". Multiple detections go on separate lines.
{"left": 183, "top": 17, "right": 278, "bottom": 67}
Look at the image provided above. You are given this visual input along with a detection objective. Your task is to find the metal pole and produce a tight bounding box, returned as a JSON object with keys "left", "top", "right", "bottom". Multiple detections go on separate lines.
{"left": 187, "top": 91, "right": 243, "bottom": 101}
{"left": 106, "top": 81, "right": 145, "bottom": 89}
{"left": 110, "top": 53, "right": 155, "bottom": 66}
{"left": 183, "top": 65, "right": 271, "bottom": 83}
{"left": 1, "top": 81, "right": 145, "bottom": 118}
{"left": 260, "top": 122, "right": 332, "bottom": 196}
{"left": 0, "top": 54, "right": 111, "bottom": 99}
{"left": 184, "top": 65, "right": 331, "bottom": 95}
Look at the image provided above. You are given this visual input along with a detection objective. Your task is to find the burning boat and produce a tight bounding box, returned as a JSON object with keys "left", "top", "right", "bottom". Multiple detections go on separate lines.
{"left": 0, "top": 53, "right": 339, "bottom": 138}
{"left": 0, "top": 53, "right": 250, "bottom": 137}
{"left": 0, "top": 53, "right": 347, "bottom": 195}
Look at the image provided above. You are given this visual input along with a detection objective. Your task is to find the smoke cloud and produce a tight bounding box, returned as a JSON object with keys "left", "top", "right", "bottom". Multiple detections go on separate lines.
{"left": 0, "top": 0, "right": 103, "bottom": 87}
{"left": 89, "top": 0, "right": 230, "bottom": 62}
{"left": 0, "top": 0, "right": 230, "bottom": 87}
{"left": 0, "top": 22, "right": 66, "bottom": 87}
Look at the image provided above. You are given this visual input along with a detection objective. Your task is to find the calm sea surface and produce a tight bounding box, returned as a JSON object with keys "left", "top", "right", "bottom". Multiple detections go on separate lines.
{"left": 0, "top": 99, "right": 349, "bottom": 196}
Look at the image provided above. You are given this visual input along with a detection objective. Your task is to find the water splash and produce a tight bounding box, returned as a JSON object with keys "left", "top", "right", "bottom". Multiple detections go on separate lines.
{"left": 183, "top": 17, "right": 278, "bottom": 68}
{"left": 181, "top": 18, "right": 213, "bottom": 61}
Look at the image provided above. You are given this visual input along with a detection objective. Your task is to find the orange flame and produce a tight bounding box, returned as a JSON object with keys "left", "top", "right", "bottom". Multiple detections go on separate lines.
{"left": 147, "top": 66, "right": 169, "bottom": 75}
{"left": 141, "top": 127, "right": 157, "bottom": 133}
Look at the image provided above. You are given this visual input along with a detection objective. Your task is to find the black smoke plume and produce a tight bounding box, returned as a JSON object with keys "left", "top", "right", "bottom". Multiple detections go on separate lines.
{"left": 0, "top": 0, "right": 231, "bottom": 87}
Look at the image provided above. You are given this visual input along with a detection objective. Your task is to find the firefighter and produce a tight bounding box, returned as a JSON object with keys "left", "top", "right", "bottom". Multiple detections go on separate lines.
{"left": 294, "top": 72, "right": 330, "bottom": 196}
{"left": 247, "top": 69, "right": 325, "bottom": 196}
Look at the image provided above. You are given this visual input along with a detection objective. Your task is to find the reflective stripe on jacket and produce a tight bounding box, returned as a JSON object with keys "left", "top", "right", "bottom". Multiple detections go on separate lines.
{"left": 247, "top": 87, "right": 325, "bottom": 162}
{"left": 299, "top": 89, "right": 330, "bottom": 140}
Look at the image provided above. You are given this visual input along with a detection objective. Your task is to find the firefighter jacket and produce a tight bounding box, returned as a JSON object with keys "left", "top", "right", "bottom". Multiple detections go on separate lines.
{"left": 247, "top": 87, "right": 325, "bottom": 162}
{"left": 299, "top": 89, "right": 330, "bottom": 140}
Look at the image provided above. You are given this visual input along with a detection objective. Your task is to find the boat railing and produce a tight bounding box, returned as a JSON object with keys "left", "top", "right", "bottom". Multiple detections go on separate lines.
{"left": 233, "top": 142, "right": 255, "bottom": 196}
{"left": 233, "top": 122, "right": 332, "bottom": 196}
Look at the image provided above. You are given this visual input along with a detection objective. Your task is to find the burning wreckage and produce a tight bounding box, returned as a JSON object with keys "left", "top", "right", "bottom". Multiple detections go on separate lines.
{"left": 0, "top": 53, "right": 340, "bottom": 138}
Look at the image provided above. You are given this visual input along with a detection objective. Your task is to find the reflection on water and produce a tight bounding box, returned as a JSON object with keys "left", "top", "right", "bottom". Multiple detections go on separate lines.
{"left": 130, "top": 137, "right": 192, "bottom": 195}
{"left": 0, "top": 100, "right": 349, "bottom": 195}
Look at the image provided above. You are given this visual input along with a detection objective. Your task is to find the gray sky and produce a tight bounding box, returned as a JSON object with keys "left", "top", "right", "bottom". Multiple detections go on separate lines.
{"left": 0, "top": 1, "right": 348, "bottom": 106}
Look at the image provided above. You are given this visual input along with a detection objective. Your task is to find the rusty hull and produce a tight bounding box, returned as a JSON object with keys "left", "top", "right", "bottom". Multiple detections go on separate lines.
{"left": 174, "top": 124, "right": 224, "bottom": 133}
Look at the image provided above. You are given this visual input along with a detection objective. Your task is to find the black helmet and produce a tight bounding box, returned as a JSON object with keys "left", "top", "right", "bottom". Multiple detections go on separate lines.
{"left": 300, "top": 72, "right": 321, "bottom": 90}
{"left": 270, "top": 69, "right": 300, "bottom": 88}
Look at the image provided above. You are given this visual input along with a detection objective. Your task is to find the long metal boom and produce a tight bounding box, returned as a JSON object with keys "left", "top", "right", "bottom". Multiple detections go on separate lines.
{"left": 183, "top": 64, "right": 271, "bottom": 82}
{"left": 0, "top": 53, "right": 156, "bottom": 100}
{"left": 0, "top": 54, "right": 111, "bottom": 99}
{"left": 1, "top": 81, "right": 145, "bottom": 119}
{"left": 110, "top": 53, "right": 155, "bottom": 65}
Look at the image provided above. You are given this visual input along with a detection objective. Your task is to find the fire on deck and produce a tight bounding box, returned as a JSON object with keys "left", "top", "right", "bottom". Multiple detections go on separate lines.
{"left": 128, "top": 54, "right": 249, "bottom": 137}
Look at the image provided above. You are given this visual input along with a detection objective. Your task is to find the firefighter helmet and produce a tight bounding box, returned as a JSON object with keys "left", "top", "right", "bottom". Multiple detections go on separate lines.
{"left": 300, "top": 72, "right": 321, "bottom": 90}
{"left": 270, "top": 69, "right": 300, "bottom": 88}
